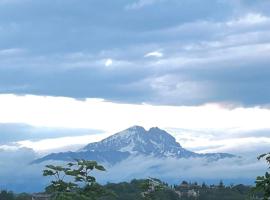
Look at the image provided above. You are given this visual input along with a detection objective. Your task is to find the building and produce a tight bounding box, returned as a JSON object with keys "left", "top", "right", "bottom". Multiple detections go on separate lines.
{"left": 187, "top": 189, "right": 199, "bottom": 198}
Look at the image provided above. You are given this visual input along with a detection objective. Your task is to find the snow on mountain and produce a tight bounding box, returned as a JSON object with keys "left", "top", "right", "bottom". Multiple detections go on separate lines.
{"left": 33, "top": 126, "right": 235, "bottom": 164}
{"left": 82, "top": 126, "right": 196, "bottom": 158}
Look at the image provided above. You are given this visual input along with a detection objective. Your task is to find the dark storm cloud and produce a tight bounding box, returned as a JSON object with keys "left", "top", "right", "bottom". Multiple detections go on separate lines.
{"left": 0, "top": 0, "right": 269, "bottom": 106}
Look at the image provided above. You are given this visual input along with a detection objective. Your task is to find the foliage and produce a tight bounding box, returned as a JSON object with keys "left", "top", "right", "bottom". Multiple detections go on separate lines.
{"left": 0, "top": 190, "right": 15, "bottom": 200}
{"left": 66, "top": 159, "right": 106, "bottom": 187}
{"left": 15, "top": 193, "right": 32, "bottom": 200}
{"left": 103, "top": 179, "right": 252, "bottom": 200}
{"left": 0, "top": 191, "right": 31, "bottom": 200}
{"left": 43, "top": 159, "right": 109, "bottom": 200}
{"left": 1, "top": 179, "right": 254, "bottom": 200}
{"left": 43, "top": 164, "right": 77, "bottom": 193}
{"left": 254, "top": 152, "right": 270, "bottom": 200}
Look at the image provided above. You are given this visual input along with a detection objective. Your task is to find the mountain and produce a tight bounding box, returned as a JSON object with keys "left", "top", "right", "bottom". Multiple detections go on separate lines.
{"left": 33, "top": 126, "right": 235, "bottom": 164}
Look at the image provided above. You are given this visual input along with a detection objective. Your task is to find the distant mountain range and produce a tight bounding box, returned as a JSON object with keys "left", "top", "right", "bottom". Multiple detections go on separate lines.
{"left": 33, "top": 126, "right": 235, "bottom": 165}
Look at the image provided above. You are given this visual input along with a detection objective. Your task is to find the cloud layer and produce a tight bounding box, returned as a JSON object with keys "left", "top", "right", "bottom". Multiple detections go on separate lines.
{"left": 0, "top": 94, "right": 268, "bottom": 155}
{"left": 0, "top": 147, "right": 46, "bottom": 192}
{"left": 0, "top": 148, "right": 267, "bottom": 192}
{"left": 0, "top": 0, "right": 269, "bottom": 105}
{"left": 94, "top": 156, "right": 268, "bottom": 186}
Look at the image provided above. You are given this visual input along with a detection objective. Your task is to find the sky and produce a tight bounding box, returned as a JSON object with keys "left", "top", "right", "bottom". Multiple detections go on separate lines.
{"left": 0, "top": 0, "right": 270, "bottom": 190}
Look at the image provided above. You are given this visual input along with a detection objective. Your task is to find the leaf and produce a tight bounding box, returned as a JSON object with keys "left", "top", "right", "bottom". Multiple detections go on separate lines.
{"left": 258, "top": 153, "right": 270, "bottom": 160}
{"left": 75, "top": 176, "right": 84, "bottom": 182}
{"left": 95, "top": 165, "right": 106, "bottom": 171}
{"left": 67, "top": 162, "right": 75, "bottom": 167}
{"left": 86, "top": 176, "right": 96, "bottom": 183}
{"left": 43, "top": 169, "right": 55, "bottom": 176}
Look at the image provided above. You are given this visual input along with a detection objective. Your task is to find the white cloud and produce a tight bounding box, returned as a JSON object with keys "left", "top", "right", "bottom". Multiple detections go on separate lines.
{"left": 144, "top": 51, "right": 163, "bottom": 58}
{"left": 105, "top": 58, "right": 113, "bottom": 67}
{"left": 226, "top": 13, "right": 270, "bottom": 26}
{"left": 1, "top": 94, "right": 270, "bottom": 132}
{"left": 185, "top": 137, "right": 270, "bottom": 155}
{"left": 97, "top": 156, "right": 267, "bottom": 184}
{"left": 0, "top": 94, "right": 270, "bottom": 153}
{"left": 0, "top": 144, "right": 20, "bottom": 151}
{"left": 17, "top": 133, "right": 109, "bottom": 154}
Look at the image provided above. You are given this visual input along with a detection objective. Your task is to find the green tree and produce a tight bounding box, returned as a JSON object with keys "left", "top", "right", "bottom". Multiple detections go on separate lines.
{"left": 16, "top": 193, "right": 31, "bottom": 200}
{"left": 43, "top": 159, "right": 109, "bottom": 200}
{"left": 66, "top": 159, "right": 105, "bottom": 188}
{"left": 0, "top": 190, "right": 15, "bottom": 200}
{"left": 43, "top": 164, "right": 77, "bottom": 193}
{"left": 202, "top": 182, "right": 208, "bottom": 189}
{"left": 218, "top": 180, "right": 225, "bottom": 189}
{"left": 254, "top": 152, "right": 270, "bottom": 199}
{"left": 66, "top": 159, "right": 108, "bottom": 197}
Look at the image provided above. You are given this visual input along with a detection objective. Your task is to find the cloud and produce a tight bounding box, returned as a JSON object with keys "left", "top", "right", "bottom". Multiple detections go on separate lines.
{"left": 0, "top": 1, "right": 269, "bottom": 106}
{"left": 226, "top": 13, "right": 270, "bottom": 26}
{"left": 0, "top": 147, "right": 47, "bottom": 192}
{"left": 0, "top": 123, "right": 103, "bottom": 145}
{"left": 1, "top": 94, "right": 270, "bottom": 131}
{"left": 0, "top": 48, "right": 25, "bottom": 56}
{"left": 105, "top": 58, "right": 113, "bottom": 67}
{"left": 144, "top": 51, "right": 163, "bottom": 58}
{"left": 0, "top": 94, "right": 269, "bottom": 155}
{"left": 125, "top": 0, "right": 160, "bottom": 10}
{"left": 0, "top": 0, "right": 269, "bottom": 192}
{"left": 1, "top": 149, "right": 266, "bottom": 192}
{"left": 17, "top": 133, "right": 109, "bottom": 154}
{"left": 167, "top": 127, "right": 270, "bottom": 156}
{"left": 97, "top": 156, "right": 267, "bottom": 185}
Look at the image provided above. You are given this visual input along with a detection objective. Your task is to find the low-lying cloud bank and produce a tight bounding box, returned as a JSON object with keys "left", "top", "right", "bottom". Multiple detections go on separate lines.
{"left": 0, "top": 147, "right": 267, "bottom": 192}
{"left": 0, "top": 147, "right": 46, "bottom": 192}
{"left": 97, "top": 156, "right": 267, "bottom": 185}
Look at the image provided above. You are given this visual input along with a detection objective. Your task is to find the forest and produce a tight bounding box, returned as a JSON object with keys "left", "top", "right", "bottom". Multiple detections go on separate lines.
{"left": 0, "top": 179, "right": 257, "bottom": 200}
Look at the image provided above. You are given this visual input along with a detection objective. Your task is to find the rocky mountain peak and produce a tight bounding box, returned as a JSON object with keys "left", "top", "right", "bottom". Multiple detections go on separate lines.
{"left": 34, "top": 126, "right": 235, "bottom": 165}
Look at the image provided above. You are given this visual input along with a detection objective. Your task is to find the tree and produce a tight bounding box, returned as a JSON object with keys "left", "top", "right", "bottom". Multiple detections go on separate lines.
{"left": 254, "top": 152, "right": 270, "bottom": 200}
{"left": 43, "top": 159, "right": 109, "bottom": 200}
{"left": 66, "top": 159, "right": 110, "bottom": 198}
{"left": 16, "top": 193, "right": 32, "bottom": 200}
{"left": 43, "top": 164, "right": 77, "bottom": 193}
{"left": 181, "top": 180, "right": 188, "bottom": 185}
{"left": 202, "top": 182, "right": 208, "bottom": 189}
{"left": 0, "top": 190, "right": 15, "bottom": 200}
{"left": 66, "top": 159, "right": 106, "bottom": 188}
{"left": 218, "top": 180, "right": 225, "bottom": 189}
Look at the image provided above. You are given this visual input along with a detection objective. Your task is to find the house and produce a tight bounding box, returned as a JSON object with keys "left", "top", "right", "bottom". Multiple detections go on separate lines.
{"left": 187, "top": 189, "right": 199, "bottom": 198}
{"left": 174, "top": 190, "right": 182, "bottom": 198}
{"left": 179, "top": 182, "right": 189, "bottom": 189}
{"left": 141, "top": 178, "right": 164, "bottom": 197}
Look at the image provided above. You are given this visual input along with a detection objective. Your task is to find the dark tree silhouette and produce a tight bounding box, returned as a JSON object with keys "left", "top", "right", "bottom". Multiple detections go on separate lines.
{"left": 254, "top": 153, "right": 270, "bottom": 199}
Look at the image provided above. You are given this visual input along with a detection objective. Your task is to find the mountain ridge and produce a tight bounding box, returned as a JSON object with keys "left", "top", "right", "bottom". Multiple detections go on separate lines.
{"left": 33, "top": 126, "right": 235, "bottom": 164}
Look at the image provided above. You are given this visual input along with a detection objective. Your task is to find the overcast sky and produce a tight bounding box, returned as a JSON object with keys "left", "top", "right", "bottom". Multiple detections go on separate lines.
{"left": 0, "top": 0, "right": 270, "bottom": 156}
